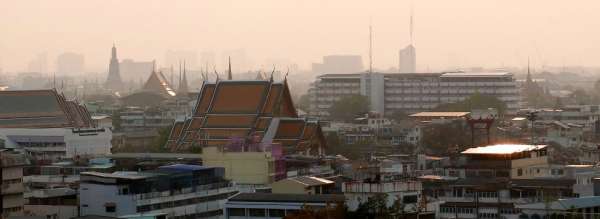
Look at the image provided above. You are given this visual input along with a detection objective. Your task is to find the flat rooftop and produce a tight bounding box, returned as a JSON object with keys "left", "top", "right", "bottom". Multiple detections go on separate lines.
{"left": 441, "top": 72, "right": 512, "bottom": 77}
{"left": 228, "top": 193, "right": 345, "bottom": 203}
{"left": 462, "top": 144, "right": 547, "bottom": 155}
{"left": 410, "top": 112, "right": 470, "bottom": 117}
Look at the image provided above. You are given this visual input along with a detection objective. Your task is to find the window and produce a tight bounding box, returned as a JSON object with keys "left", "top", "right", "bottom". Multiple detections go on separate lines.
{"left": 403, "top": 195, "right": 418, "bottom": 204}
{"left": 228, "top": 208, "right": 246, "bottom": 217}
{"left": 269, "top": 209, "right": 286, "bottom": 217}
{"left": 517, "top": 168, "right": 523, "bottom": 176}
{"left": 248, "top": 208, "right": 267, "bottom": 217}
{"left": 105, "top": 206, "right": 116, "bottom": 213}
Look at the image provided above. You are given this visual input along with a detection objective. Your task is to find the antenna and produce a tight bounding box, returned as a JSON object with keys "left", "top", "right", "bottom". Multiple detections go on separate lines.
{"left": 410, "top": 1, "right": 414, "bottom": 45}
{"left": 369, "top": 18, "right": 373, "bottom": 74}
{"left": 179, "top": 60, "right": 182, "bottom": 87}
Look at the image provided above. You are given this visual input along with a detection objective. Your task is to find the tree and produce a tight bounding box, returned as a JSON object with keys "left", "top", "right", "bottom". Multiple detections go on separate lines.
{"left": 434, "top": 93, "right": 507, "bottom": 116}
{"left": 112, "top": 110, "right": 122, "bottom": 131}
{"left": 296, "top": 93, "right": 311, "bottom": 112}
{"left": 570, "top": 89, "right": 592, "bottom": 105}
{"left": 151, "top": 125, "right": 172, "bottom": 152}
{"left": 421, "top": 120, "right": 472, "bottom": 155}
{"left": 389, "top": 110, "right": 409, "bottom": 123}
{"left": 328, "top": 95, "right": 370, "bottom": 122}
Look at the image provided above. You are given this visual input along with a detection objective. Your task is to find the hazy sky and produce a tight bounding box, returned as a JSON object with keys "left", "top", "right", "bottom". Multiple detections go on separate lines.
{"left": 1, "top": 0, "right": 600, "bottom": 73}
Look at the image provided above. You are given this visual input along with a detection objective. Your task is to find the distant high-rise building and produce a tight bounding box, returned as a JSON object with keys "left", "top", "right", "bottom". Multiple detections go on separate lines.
{"left": 26, "top": 52, "right": 47, "bottom": 73}
{"left": 119, "top": 59, "right": 154, "bottom": 82}
{"left": 56, "top": 52, "right": 85, "bottom": 75}
{"left": 165, "top": 50, "right": 198, "bottom": 69}
{"left": 105, "top": 44, "right": 124, "bottom": 91}
{"left": 312, "top": 55, "right": 364, "bottom": 74}
{"left": 398, "top": 45, "right": 416, "bottom": 73}
{"left": 399, "top": 5, "right": 417, "bottom": 73}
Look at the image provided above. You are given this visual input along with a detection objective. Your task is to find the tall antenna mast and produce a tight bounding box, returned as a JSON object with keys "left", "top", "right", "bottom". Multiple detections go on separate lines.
{"left": 410, "top": 1, "right": 414, "bottom": 45}
{"left": 369, "top": 19, "right": 373, "bottom": 74}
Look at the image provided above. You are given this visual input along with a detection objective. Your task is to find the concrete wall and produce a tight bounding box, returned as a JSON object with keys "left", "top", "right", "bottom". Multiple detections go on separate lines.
{"left": 24, "top": 205, "right": 78, "bottom": 219}
{"left": 79, "top": 183, "right": 137, "bottom": 217}
{"left": 271, "top": 179, "right": 306, "bottom": 194}
{"left": 201, "top": 147, "right": 273, "bottom": 185}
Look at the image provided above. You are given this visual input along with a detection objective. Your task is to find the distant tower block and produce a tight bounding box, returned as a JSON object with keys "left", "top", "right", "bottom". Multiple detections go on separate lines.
{"left": 399, "top": 4, "right": 416, "bottom": 73}
{"left": 105, "top": 44, "right": 124, "bottom": 91}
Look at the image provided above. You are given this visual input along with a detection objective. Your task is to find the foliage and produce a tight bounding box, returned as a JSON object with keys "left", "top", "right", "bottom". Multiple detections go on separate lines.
{"left": 151, "top": 125, "right": 172, "bottom": 152}
{"left": 296, "top": 93, "right": 311, "bottom": 112}
{"left": 328, "top": 95, "right": 370, "bottom": 122}
{"left": 284, "top": 202, "right": 347, "bottom": 219}
{"left": 433, "top": 93, "right": 507, "bottom": 116}
{"left": 112, "top": 110, "right": 122, "bottom": 131}
{"left": 389, "top": 110, "right": 409, "bottom": 123}
{"left": 421, "top": 120, "right": 472, "bottom": 156}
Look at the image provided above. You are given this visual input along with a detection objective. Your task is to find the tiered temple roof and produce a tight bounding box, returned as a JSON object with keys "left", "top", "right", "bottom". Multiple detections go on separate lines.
{"left": 142, "top": 70, "right": 176, "bottom": 97}
{"left": 166, "top": 80, "right": 326, "bottom": 155}
{"left": 0, "top": 89, "right": 94, "bottom": 128}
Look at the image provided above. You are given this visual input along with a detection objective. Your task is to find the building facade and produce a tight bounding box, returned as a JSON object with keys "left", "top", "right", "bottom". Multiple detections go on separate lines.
{"left": 79, "top": 165, "right": 237, "bottom": 219}
{"left": 308, "top": 72, "right": 519, "bottom": 117}
{"left": 0, "top": 150, "right": 27, "bottom": 218}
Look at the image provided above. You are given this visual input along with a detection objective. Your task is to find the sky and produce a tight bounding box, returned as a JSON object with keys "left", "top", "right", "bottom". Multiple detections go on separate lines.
{"left": 1, "top": 0, "right": 600, "bottom": 73}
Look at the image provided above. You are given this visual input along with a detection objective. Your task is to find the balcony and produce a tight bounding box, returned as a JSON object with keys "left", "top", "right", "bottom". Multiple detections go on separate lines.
{"left": 342, "top": 181, "right": 421, "bottom": 193}
{"left": 1, "top": 182, "right": 24, "bottom": 195}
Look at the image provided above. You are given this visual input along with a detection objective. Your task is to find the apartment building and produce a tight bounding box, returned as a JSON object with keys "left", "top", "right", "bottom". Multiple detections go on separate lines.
{"left": 308, "top": 72, "right": 519, "bottom": 117}
{"left": 0, "top": 150, "right": 27, "bottom": 218}
{"left": 79, "top": 164, "right": 237, "bottom": 219}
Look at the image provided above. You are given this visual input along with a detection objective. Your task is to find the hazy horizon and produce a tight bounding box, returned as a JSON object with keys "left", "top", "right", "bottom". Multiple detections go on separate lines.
{"left": 2, "top": 0, "right": 600, "bottom": 73}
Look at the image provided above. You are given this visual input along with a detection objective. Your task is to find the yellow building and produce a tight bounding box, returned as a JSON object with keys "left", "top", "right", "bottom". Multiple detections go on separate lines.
{"left": 271, "top": 176, "right": 334, "bottom": 194}
{"left": 200, "top": 146, "right": 278, "bottom": 185}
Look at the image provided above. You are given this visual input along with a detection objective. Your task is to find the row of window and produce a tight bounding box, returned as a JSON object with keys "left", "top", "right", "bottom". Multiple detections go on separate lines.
{"left": 136, "top": 191, "right": 236, "bottom": 212}
{"left": 228, "top": 208, "right": 293, "bottom": 217}
{"left": 440, "top": 207, "right": 474, "bottom": 214}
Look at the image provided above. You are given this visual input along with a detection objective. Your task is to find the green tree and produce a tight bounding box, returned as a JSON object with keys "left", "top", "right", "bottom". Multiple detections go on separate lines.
{"left": 328, "top": 95, "right": 370, "bottom": 122}
{"left": 112, "top": 110, "right": 122, "bottom": 131}
{"left": 151, "top": 125, "right": 172, "bottom": 152}
{"left": 434, "top": 93, "right": 507, "bottom": 116}
{"left": 421, "top": 120, "right": 472, "bottom": 155}
{"left": 296, "top": 93, "right": 311, "bottom": 112}
{"left": 571, "top": 89, "right": 591, "bottom": 105}
{"left": 389, "top": 110, "right": 409, "bottom": 123}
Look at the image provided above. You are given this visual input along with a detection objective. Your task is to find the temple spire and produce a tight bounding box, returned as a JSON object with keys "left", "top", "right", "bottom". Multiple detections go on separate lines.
{"left": 227, "top": 56, "right": 232, "bottom": 80}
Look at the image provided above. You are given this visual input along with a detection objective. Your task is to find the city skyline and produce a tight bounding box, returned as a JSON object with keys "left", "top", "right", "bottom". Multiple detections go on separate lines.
{"left": 1, "top": 0, "right": 600, "bottom": 73}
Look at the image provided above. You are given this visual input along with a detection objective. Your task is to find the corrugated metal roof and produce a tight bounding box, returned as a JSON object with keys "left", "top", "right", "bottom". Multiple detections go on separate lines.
{"left": 410, "top": 112, "right": 470, "bottom": 117}
{"left": 461, "top": 144, "right": 547, "bottom": 155}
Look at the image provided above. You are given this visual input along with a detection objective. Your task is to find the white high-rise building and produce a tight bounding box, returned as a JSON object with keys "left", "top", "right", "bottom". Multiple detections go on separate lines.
{"left": 398, "top": 45, "right": 416, "bottom": 73}
{"left": 308, "top": 72, "right": 519, "bottom": 117}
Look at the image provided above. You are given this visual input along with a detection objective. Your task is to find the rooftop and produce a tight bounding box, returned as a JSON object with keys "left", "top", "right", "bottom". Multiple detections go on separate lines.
{"left": 517, "top": 196, "right": 600, "bottom": 210}
{"left": 287, "top": 176, "right": 334, "bottom": 186}
{"left": 440, "top": 72, "right": 512, "bottom": 77}
{"left": 461, "top": 144, "right": 547, "bottom": 155}
{"left": 228, "top": 193, "right": 345, "bottom": 203}
{"left": 410, "top": 112, "right": 470, "bottom": 118}
{"left": 0, "top": 89, "right": 93, "bottom": 128}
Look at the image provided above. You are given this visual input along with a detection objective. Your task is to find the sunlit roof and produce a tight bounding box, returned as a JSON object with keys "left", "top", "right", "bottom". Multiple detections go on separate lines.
{"left": 410, "top": 112, "right": 470, "bottom": 117}
{"left": 461, "top": 144, "right": 547, "bottom": 155}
